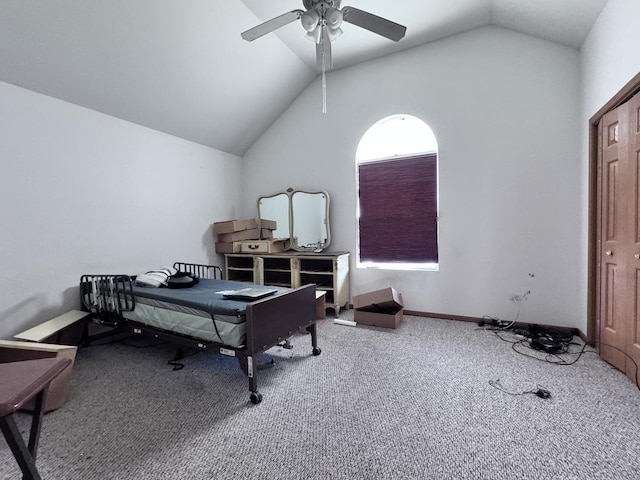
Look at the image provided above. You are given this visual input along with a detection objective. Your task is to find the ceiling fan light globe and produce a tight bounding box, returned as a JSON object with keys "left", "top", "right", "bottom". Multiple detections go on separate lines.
{"left": 325, "top": 8, "right": 343, "bottom": 29}
{"left": 301, "top": 10, "right": 320, "bottom": 32}
{"left": 327, "top": 26, "right": 343, "bottom": 41}
{"left": 305, "top": 27, "right": 322, "bottom": 43}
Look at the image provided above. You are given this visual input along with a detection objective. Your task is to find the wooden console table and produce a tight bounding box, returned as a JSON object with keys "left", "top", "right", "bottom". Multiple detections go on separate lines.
{"left": 225, "top": 252, "right": 350, "bottom": 317}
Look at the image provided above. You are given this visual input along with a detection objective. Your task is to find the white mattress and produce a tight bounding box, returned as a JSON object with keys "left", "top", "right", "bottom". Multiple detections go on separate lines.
{"left": 122, "top": 303, "right": 246, "bottom": 348}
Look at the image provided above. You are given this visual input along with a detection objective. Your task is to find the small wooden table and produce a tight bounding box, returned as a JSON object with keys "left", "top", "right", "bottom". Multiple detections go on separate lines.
{"left": 14, "top": 310, "right": 91, "bottom": 344}
{"left": 316, "top": 290, "right": 327, "bottom": 320}
{"left": 0, "top": 357, "right": 72, "bottom": 480}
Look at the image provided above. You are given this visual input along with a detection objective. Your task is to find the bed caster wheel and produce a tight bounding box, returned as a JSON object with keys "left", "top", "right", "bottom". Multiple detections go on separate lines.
{"left": 312, "top": 347, "right": 322, "bottom": 356}
{"left": 250, "top": 392, "right": 263, "bottom": 404}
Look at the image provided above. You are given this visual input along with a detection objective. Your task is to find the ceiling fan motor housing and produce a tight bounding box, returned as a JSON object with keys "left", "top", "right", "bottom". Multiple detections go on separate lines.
{"left": 303, "top": 0, "right": 341, "bottom": 10}
{"left": 301, "top": 0, "right": 343, "bottom": 41}
{"left": 241, "top": 0, "right": 406, "bottom": 70}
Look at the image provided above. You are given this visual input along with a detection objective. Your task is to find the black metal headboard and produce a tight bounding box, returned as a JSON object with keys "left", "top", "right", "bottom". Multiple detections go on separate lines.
{"left": 79, "top": 274, "right": 135, "bottom": 327}
{"left": 173, "top": 262, "right": 223, "bottom": 280}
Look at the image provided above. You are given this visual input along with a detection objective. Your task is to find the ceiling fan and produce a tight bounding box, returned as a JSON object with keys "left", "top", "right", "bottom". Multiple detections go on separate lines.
{"left": 241, "top": 0, "right": 407, "bottom": 71}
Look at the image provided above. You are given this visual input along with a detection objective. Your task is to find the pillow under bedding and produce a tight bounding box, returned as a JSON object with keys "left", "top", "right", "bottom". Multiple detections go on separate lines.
{"left": 135, "top": 267, "right": 178, "bottom": 287}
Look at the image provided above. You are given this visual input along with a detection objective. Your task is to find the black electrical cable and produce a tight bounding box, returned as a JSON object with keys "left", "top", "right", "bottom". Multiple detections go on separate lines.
{"left": 485, "top": 326, "right": 640, "bottom": 391}
{"left": 489, "top": 379, "right": 552, "bottom": 399}
{"left": 491, "top": 328, "right": 587, "bottom": 361}
{"left": 492, "top": 330, "right": 523, "bottom": 344}
{"left": 167, "top": 348, "right": 202, "bottom": 371}
{"left": 511, "top": 338, "right": 589, "bottom": 365}
{"left": 478, "top": 315, "right": 514, "bottom": 329}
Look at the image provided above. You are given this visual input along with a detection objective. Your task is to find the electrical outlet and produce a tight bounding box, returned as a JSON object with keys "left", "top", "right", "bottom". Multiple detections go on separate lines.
{"left": 510, "top": 290, "right": 531, "bottom": 302}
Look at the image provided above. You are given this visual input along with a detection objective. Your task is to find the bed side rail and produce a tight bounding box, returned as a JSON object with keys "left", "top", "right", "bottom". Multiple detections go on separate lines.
{"left": 173, "top": 262, "right": 223, "bottom": 279}
{"left": 80, "top": 274, "right": 135, "bottom": 316}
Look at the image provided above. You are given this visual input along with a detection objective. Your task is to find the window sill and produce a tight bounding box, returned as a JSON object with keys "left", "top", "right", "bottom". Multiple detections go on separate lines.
{"left": 357, "top": 262, "right": 439, "bottom": 272}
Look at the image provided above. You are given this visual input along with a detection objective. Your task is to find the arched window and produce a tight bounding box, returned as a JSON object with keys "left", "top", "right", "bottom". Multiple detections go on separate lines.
{"left": 356, "top": 114, "right": 439, "bottom": 270}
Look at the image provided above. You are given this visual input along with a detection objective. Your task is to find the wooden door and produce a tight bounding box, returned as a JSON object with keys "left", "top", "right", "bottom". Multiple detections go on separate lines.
{"left": 628, "top": 92, "right": 640, "bottom": 381}
{"left": 598, "top": 91, "right": 640, "bottom": 382}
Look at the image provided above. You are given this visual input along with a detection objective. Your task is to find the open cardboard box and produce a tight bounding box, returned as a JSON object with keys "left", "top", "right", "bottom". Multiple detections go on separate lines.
{"left": 0, "top": 340, "right": 77, "bottom": 412}
{"left": 353, "top": 287, "right": 404, "bottom": 329}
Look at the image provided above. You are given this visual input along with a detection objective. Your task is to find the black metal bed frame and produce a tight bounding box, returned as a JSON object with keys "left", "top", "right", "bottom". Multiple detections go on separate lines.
{"left": 79, "top": 262, "right": 319, "bottom": 404}
{"left": 172, "top": 262, "right": 222, "bottom": 280}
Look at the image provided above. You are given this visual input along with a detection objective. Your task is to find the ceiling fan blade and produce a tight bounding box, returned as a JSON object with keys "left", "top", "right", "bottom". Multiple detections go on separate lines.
{"left": 241, "top": 10, "right": 304, "bottom": 41}
{"left": 316, "top": 26, "right": 333, "bottom": 71}
{"left": 341, "top": 7, "right": 406, "bottom": 42}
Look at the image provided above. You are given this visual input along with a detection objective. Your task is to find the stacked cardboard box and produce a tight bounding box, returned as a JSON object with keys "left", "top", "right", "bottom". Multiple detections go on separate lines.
{"left": 213, "top": 219, "right": 259, "bottom": 253}
{"left": 213, "top": 218, "right": 285, "bottom": 254}
{"left": 353, "top": 287, "right": 404, "bottom": 329}
{"left": 259, "top": 218, "right": 277, "bottom": 239}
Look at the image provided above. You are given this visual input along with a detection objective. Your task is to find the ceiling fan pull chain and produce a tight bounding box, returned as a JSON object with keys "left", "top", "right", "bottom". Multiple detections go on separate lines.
{"left": 322, "top": 49, "right": 327, "bottom": 114}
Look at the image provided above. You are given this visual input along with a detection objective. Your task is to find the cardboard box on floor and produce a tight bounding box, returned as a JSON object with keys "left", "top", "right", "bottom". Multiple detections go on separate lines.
{"left": 353, "top": 287, "right": 404, "bottom": 329}
{"left": 0, "top": 340, "right": 77, "bottom": 412}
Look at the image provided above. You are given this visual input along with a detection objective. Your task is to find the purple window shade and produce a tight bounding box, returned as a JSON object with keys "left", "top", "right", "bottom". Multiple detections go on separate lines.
{"left": 358, "top": 154, "right": 438, "bottom": 263}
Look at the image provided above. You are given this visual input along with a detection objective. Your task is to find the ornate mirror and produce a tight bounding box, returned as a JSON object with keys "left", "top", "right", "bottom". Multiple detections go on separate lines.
{"left": 257, "top": 192, "right": 290, "bottom": 240}
{"left": 257, "top": 188, "right": 331, "bottom": 252}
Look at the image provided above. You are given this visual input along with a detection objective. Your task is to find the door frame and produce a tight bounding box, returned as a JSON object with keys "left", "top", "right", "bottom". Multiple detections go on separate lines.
{"left": 588, "top": 71, "right": 640, "bottom": 346}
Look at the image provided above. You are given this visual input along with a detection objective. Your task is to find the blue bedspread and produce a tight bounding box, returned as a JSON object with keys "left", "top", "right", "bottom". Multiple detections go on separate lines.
{"left": 130, "top": 278, "right": 288, "bottom": 316}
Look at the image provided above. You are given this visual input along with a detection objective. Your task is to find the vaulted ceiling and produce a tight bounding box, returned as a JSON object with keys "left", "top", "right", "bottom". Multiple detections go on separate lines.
{"left": 0, "top": 0, "right": 608, "bottom": 156}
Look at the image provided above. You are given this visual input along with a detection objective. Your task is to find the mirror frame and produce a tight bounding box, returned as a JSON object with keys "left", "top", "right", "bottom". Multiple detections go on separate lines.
{"left": 256, "top": 191, "right": 291, "bottom": 241}
{"left": 257, "top": 187, "right": 331, "bottom": 252}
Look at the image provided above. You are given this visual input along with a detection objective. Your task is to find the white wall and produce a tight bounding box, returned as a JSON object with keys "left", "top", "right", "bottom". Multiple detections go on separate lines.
{"left": 242, "top": 26, "right": 584, "bottom": 330}
{"left": 579, "top": 0, "right": 640, "bottom": 333}
{"left": 0, "top": 82, "right": 242, "bottom": 339}
{"left": 581, "top": 0, "right": 640, "bottom": 118}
